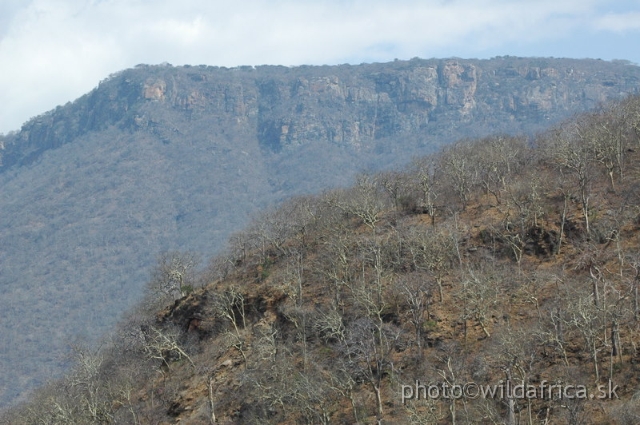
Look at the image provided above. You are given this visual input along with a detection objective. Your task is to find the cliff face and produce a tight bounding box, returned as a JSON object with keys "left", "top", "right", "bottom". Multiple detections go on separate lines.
{"left": 0, "top": 56, "right": 639, "bottom": 410}
{"left": 2, "top": 57, "right": 639, "bottom": 169}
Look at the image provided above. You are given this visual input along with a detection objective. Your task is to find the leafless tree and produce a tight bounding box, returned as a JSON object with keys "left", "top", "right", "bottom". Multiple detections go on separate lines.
{"left": 410, "top": 155, "right": 440, "bottom": 224}
{"left": 536, "top": 304, "right": 571, "bottom": 367}
{"left": 377, "top": 170, "right": 411, "bottom": 212}
{"left": 247, "top": 206, "right": 293, "bottom": 259}
{"left": 280, "top": 301, "right": 315, "bottom": 370}
{"left": 141, "top": 324, "right": 195, "bottom": 370}
{"left": 610, "top": 391, "right": 640, "bottom": 425}
{"left": 290, "top": 364, "right": 336, "bottom": 425}
{"left": 66, "top": 344, "right": 113, "bottom": 423}
{"left": 627, "top": 254, "right": 640, "bottom": 322}
{"left": 314, "top": 306, "right": 346, "bottom": 344}
{"left": 456, "top": 268, "right": 499, "bottom": 339}
{"left": 474, "top": 135, "right": 527, "bottom": 205}
{"left": 402, "top": 225, "right": 457, "bottom": 302}
{"left": 620, "top": 95, "right": 640, "bottom": 146}
{"left": 434, "top": 348, "right": 471, "bottom": 425}
{"left": 489, "top": 173, "right": 547, "bottom": 269}
{"left": 565, "top": 290, "right": 602, "bottom": 382}
{"left": 438, "top": 141, "right": 480, "bottom": 211}
{"left": 147, "top": 251, "right": 200, "bottom": 302}
{"left": 227, "top": 229, "right": 256, "bottom": 267}
{"left": 314, "top": 233, "right": 355, "bottom": 307}
{"left": 19, "top": 344, "right": 119, "bottom": 424}
{"left": 212, "top": 285, "right": 246, "bottom": 336}
{"left": 330, "top": 173, "right": 388, "bottom": 232}
{"left": 397, "top": 272, "right": 433, "bottom": 353}
{"left": 404, "top": 398, "right": 446, "bottom": 425}
{"left": 543, "top": 122, "right": 596, "bottom": 235}
{"left": 341, "top": 318, "right": 400, "bottom": 424}
{"left": 491, "top": 326, "right": 539, "bottom": 425}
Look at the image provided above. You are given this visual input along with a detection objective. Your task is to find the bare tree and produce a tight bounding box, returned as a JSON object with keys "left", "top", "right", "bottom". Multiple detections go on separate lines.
{"left": 435, "top": 350, "right": 471, "bottom": 425}
{"left": 280, "top": 301, "right": 314, "bottom": 370}
{"left": 227, "top": 229, "right": 256, "bottom": 267}
{"left": 492, "top": 327, "right": 539, "bottom": 425}
{"left": 314, "top": 306, "right": 347, "bottom": 344}
{"left": 410, "top": 155, "right": 440, "bottom": 224}
{"left": 491, "top": 173, "right": 547, "bottom": 269}
{"left": 247, "top": 207, "right": 293, "bottom": 260}
{"left": 610, "top": 391, "right": 640, "bottom": 425}
{"left": 543, "top": 120, "right": 596, "bottom": 235}
{"left": 397, "top": 272, "right": 433, "bottom": 353}
{"left": 314, "top": 233, "right": 355, "bottom": 307}
{"left": 330, "top": 173, "right": 387, "bottom": 232}
{"left": 247, "top": 195, "right": 324, "bottom": 261}
{"left": 20, "top": 344, "right": 118, "bottom": 424}
{"left": 341, "top": 318, "right": 400, "bottom": 424}
{"left": 401, "top": 225, "right": 457, "bottom": 302}
{"left": 628, "top": 254, "right": 640, "bottom": 322}
{"left": 536, "top": 304, "right": 571, "bottom": 367}
{"left": 141, "top": 325, "right": 195, "bottom": 370}
{"left": 438, "top": 141, "right": 479, "bottom": 211}
{"left": 404, "top": 398, "right": 446, "bottom": 425}
{"left": 457, "top": 268, "right": 499, "bottom": 339}
{"left": 66, "top": 344, "right": 112, "bottom": 423}
{"left": 566, "top": 290, "right": 602, "bottom": 382}
{"left": 290, "top": 364, "right": 336, "bottom": 425}
{"left": 588, "top": 106, "right": 629, "bottom": 189}
{"left": 620, "top": 95, "right": 640, "bottom": 146}
{"left": 147, "top": 251, "right": 200, "bottom": 302}
{"left": 212, "top": 285, "right": 246, "bottom": 337}
{"left": 474, "top": 135, "right": 527, "bottom": 205}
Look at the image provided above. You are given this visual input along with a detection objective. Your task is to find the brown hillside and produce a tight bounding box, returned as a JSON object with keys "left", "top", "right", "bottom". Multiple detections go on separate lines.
{"left": 5, "top": 95, "right": 640, "bottom": 424}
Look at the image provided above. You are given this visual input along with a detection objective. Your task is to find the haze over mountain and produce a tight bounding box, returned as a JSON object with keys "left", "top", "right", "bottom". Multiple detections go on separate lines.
{"left": 1, "top": 56, "right": 640, "bottom": 408}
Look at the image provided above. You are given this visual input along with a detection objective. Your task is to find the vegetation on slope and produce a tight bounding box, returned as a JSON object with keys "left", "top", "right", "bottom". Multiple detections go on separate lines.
{"left": 2, "top": 57, "right": 640, "bottom": 410}
{"left": 4, "top": 95, "right": 640, "bottom": 424}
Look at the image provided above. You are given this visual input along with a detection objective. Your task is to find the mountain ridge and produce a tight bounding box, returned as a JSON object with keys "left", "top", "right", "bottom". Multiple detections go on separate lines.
{"left": 1, "top": 56, "right": 640, "bottom": 409}
{"left": 3, "top": 56, "right": 640, "bottom": 170}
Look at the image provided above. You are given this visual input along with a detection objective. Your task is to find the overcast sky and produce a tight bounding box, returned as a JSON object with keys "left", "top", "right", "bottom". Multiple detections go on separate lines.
{"left": 1, "top": 0, "right": 639, "bottom": 134}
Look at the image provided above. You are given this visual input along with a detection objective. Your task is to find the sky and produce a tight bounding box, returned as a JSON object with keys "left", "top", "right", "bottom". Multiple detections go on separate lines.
{"left": 1, "top": 0, "right": 640, "bottom": 135}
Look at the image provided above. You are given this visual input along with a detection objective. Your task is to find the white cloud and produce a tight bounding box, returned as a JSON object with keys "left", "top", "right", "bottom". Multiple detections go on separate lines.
{"left": 595, "top": 11, "right": 640, "bottom": 32}
{"left": 1, "top": 0, "right": 639, "bottom": 134}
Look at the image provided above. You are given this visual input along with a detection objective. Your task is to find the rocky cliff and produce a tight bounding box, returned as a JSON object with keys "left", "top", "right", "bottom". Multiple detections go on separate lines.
{"left": 0, "top": 56, "right": 639, "bottom": 409}
{"left": 2, "top": 57, "right": 639, "bottom": 170}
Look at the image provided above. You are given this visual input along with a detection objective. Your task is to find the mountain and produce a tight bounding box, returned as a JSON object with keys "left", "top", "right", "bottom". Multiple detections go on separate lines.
{"left": 1, "top": 56, "right": 640, "bottom": 409}
{"left": 4, "top": 93, "right": 640, "bottom": 424}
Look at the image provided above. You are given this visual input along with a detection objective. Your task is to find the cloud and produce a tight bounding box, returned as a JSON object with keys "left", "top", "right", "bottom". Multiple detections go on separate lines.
{"left": 1, "top": 0, "right": 639, "bottom": 134}
{"left": 595, "top": 11, "right": 640, "bottom": 32}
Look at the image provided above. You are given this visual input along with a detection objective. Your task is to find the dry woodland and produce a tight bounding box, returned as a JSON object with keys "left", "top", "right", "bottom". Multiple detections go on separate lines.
{"left": 2, "top": 57, "right": 640, "bottom": 409}
{"left": 5, "top": 95, "right": 640, "bottom": 424}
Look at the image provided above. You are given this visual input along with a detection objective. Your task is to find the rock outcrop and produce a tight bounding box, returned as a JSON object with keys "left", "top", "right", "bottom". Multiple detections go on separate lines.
{"left": 2, "top": 57, "right": 640, "bottom": 169}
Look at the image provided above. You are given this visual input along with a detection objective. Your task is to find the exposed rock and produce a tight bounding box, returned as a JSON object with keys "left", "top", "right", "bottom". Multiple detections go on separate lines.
{"left": 143, "top": 78, "right": 166, "bottom": 101}
{"left": 3, "top": 57, "right": 640, "bottom": 169}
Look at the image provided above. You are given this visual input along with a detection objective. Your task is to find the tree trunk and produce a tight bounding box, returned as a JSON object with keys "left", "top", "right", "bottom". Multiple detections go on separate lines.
{"left": 208, "top": 376, "right": 217, "bottom": 425}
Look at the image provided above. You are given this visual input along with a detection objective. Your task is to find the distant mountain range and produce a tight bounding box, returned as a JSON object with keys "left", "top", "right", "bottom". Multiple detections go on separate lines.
{"left": 1, "top": 56, "right": 639, "bottom": 408}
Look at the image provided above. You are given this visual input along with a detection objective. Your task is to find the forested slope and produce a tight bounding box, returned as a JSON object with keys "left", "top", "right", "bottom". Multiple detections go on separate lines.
{"left": 1, "top": 56, "right": 640, "bottom": 409}
{"left": 4, "top": 95, "right": 640, "bottom": 424}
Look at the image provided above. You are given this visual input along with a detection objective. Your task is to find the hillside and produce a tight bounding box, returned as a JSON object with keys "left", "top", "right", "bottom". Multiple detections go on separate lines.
{"left": 1, "top": 57, "right": 640, "bottom": 409}
{"left": 3, "top": 94, "right": 640, "bottom": 424}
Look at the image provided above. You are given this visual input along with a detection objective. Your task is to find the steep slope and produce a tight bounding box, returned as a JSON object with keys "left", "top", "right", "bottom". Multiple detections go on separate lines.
{"left": 4, "top": 95, "right": 640, "bottom": 424}
{"left": 0, "top": 57, "right": 640, "bottom": 409}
